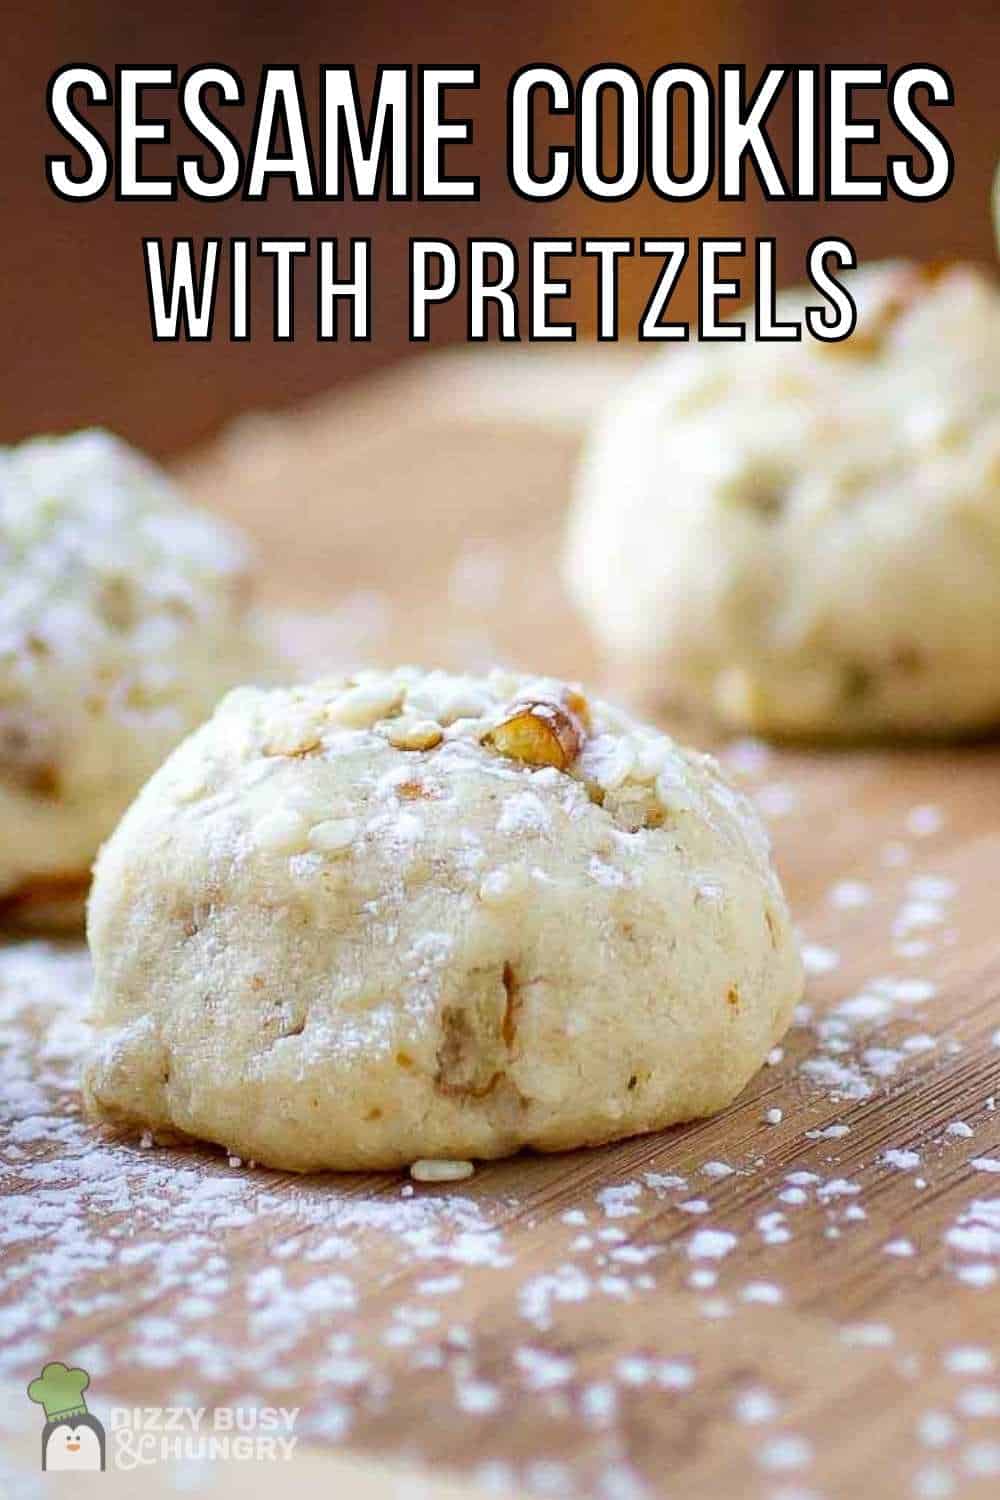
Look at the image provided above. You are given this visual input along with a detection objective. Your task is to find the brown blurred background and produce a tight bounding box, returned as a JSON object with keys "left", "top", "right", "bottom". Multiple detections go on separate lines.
{"left": 4, "top": 0, "right": 997, "bottom": 458}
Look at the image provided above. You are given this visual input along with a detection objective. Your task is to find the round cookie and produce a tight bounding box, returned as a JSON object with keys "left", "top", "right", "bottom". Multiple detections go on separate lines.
{"left": 83, "top": 667, "right": 802, "bottom": 1172}
{"left": 0, "top": 428, "right": 271, "bottom": 925}
{"left": 565, "top": 261, "right": 1000, "bottom": 739}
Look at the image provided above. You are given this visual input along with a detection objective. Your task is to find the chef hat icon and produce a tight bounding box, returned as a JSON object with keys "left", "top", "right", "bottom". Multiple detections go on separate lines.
{"left": 27, "top": 1362, "right": 91, "bottom": 1423}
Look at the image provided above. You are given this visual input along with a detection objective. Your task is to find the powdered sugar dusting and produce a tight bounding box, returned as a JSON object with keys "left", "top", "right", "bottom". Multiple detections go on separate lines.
{"left": 3, "top": 722, "right": 1000, "bottom": 1497}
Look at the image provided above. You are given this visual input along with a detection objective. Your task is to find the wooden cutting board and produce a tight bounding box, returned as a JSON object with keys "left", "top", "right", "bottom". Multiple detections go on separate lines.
{"left": 1, "top": 349, "right": 998, "bottom": 1500}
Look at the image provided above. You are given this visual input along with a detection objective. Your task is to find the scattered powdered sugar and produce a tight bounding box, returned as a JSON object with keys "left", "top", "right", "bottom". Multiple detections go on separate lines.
{"left": 757, "top": 1435, "right": 813, "bottom": 1471}
{"left": 701, "top": 1160, "right": 735, "bottom": 1179}
{"left": 596, "top": 1183, "right": 643, "bottom": 1218}
{"left": 906, "top": 805, "right": 945, "bottom": 838}
{"left": 806, "top": 1123, "right": 851, "bottom": 1141}
{"left": 615, "top": 1355, "right": 695, "bottom": 1390}
{"left": 741, "top": 1282, "right": 783, "bottom": 1305}
{"left": 799, "top": 1056, "right": 873, "bottom": 1101}
{"left": 881, "top": 1149, "right": 922, "bottom": 1171}
{"left": 2, "top": 711, "right": 999, "bottom": 1499}
{"left": 687, "top": 1229, "right": 738, "bottom": 1261}
{"left": 840, "top": 1323, "right": 895, "bottom": 1349}
{"left": 943, "top": 1198, "right": 1000, "bottom": 1264}
{"left": 918, "top": 1411, "right": 957, "bottom": 1448}
{"left": 734, "top": 1387, "right": 781, "bottom": 1424}
{"left": 802, "top": 943, "right": 840, "bottom": 976}
{"left": 754, "top": 783, "right": 800, "bottom": 819}
{"left": 944, "top": 1349, "right": 995, "bottom": 1381}
{"left": 955, "top": 1386, "right": 1000, "bottom": 1419}
{"left": 829, "top": 879, "right": 873, "bottom": 910}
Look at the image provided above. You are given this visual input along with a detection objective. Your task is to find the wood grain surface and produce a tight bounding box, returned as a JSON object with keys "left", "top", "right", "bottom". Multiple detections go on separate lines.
{"left": 2, "top": 350, "right": 998, "bottom": 1500}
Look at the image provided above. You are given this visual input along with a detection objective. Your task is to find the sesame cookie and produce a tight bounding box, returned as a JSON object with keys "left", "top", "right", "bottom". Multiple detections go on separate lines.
{"left": 83, "top": 668, "right": 802, "bottom": 1171}
{"left": 565, "top": 262, "right": 1000, "bottom": 739}
{"left": 0, "top": 429, "right": 272, "bottom": 926}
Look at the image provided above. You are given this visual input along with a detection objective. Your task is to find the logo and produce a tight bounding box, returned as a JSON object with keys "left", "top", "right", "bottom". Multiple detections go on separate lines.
{"left": 25, "top": 1361, "right": 299, "bottom": 1471}
{"left": 27, "top": 1361, "right": 106, "bottom": 1472}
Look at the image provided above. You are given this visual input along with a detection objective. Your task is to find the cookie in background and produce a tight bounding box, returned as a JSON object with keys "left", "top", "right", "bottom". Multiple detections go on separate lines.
{"left": 0, "top": 429, "right": 276, "bottom": 928}
{"left": 565, "top": 260, "right": 1000, "bottom": 741}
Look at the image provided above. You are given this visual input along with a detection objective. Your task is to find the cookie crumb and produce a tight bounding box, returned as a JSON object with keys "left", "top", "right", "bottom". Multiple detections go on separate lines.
{"left": 410, "top": 1158, "right": 476, "bottom": 1183}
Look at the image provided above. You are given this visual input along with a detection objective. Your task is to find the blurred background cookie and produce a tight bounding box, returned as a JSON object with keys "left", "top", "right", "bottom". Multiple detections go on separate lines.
{"left": 0, "top": 429, "right": 274, "bottom": 927}
{"left": 565, "top": 261, "right": 1000, "bottom": 740}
